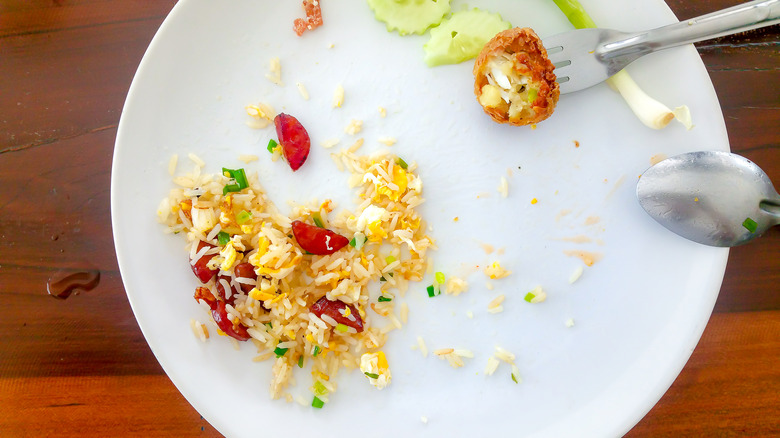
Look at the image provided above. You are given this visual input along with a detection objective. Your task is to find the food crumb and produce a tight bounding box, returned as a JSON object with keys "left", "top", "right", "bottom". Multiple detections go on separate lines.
{"left": 453, "top": 216, "right": 459, "bottom": 222}
{"left": 466, "top": 310, "right": 474, "bottom": 319}
{"left": 530, "top": 198, "right": 538, "bottom": 205}
{"left": 417, "top": 336, "right": 428, "bottom": 357}
{"left": 378, "top": 106, "right": 387, "bottom": 117}
{"left": 378, "top": 137, "right": 397, "bottom": 146}
{"left": 421, "top": 416, "right": 428, "bottom": 424}
{"left": 265, "top": 57, "right": 283, "bottom": 86}
{"left": 238, "top": 154, "right": 259, "bottom": 164}
{"left": 574, "top": 140, "right": 580, "bottom": 148}
{"left": 444, "top": 276, "right": 468, "bottom": 296}
{"left": 332, "top": 85, "right": 344, "bottom": 108}
{"left": 485, "top": 281, "right": 494, "bottom": 291}
{"left": 345, "top": 119, "right": 363, "bottom": 135}
{"left": 484, "top": 261, "right": 511, "bottom": 279}
{"left": 320, "top": 139, "right": 339, "bottom": 149}
{"left": 565, "top": 318, "right": 575, "bottom": 328}
{"left": 568, "top": 266, "right": 584, "bottom": 284}
{"left": 498, "top": 176, "right": 508, "bottom": 198}
{"left": 168, "top": 154, "right": 178, "bottom": 176}
{"left": 296, "top": 82, "right": 310, "bottom": 100}
{"left": 480, "top": 242, "right": 495, "bottom": 254}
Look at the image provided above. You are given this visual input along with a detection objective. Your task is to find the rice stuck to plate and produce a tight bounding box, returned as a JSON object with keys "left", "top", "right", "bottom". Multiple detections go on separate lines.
{"left": 157, "top": 151, "right": 432, "bottom": 405}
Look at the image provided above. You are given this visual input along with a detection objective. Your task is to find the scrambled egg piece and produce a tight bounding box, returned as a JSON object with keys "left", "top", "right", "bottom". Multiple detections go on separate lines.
{"left": 360, "top": 351, "right": 391, "bottom": 389}
{"left": 219, "top": 241, "right": 238, "bottom": 271}
{"left": 484, "top": 261, "right": 511, "bottom": 279}
{"left": 350, "top": 205, "right": 389, "bottom": 242}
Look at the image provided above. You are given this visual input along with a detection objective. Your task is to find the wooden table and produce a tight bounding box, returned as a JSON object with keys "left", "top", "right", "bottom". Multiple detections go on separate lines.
{"left": 1, "top": 1, "right": 777, "bottom": 436}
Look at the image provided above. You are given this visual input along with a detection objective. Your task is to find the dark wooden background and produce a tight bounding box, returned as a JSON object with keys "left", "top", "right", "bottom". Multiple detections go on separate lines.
{"left": 1, "top": 1, "right": 777, "bottom": 436}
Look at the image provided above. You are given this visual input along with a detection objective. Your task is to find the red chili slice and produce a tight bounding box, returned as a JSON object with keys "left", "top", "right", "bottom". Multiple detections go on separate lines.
{"left": 190, "top": 240, "right": 218, "bottom": 283}
{"left": 310, "top": 296, "right": 363, "bottom": 333}
{"left": 293, "top": 0, "right": 323, "bottom": 36}
{"left": 274, "top": 113, "right": 311, "bottom": 171}
{"left": 291, "top": 220, "right": 349, "bottom": 255}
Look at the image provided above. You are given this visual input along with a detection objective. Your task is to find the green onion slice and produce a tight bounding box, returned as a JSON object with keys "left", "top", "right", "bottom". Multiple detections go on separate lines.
{"left": 313, "top": 381, "right": 328, "bottom": 396}
{"left": 217, "top": 231, "right": 231, "bottom": 246}
{"left": 511, "top": 373, "right": 519, "bottom": 384}
{"left": 335, "top": 323, "right": 348, "bottom": 333}
{"left": 236, "top": 210, "right": 252, "bottom": 224}
{"left": 312, "top": 212, "right": 325, "bottom": 228}
{"left": 222, "top": 167, "right": 249, "bottom": 194}
{"left": 273, "top": 346, "right": 288, "bottom": 357}
{"left": 434, "top": 271, "right": 445, "bottom": 285}
{"left": 312, "top": 345, "right": 321, "bottom": 357}
{"left": 298, "top": 356, "right": 304, "bottom": 368}
{"left": 267, "top": 139, "right": 279, "bottom": 153}
{"left": 524, "top": 292, "right": 535, "bottom": 303}
{"left": 742, "top": 217, "right": 758, "bottom": 233}
{"left": 385, "top": 255, "right": 397, "bottom": 264}
{"left": 396, "top": 157, "right": 408, "bottom": 170}
{"left": 427, "top": 285, "right": 435, "bottom": 297}
{"left": 312, "top": 396, "right": 325, "bottom": 409}
{"left": 378, "top": 296, "right": 392, "bottom": 302}
{"left": 364, "top": 372, "right": 380, "bottom": 379}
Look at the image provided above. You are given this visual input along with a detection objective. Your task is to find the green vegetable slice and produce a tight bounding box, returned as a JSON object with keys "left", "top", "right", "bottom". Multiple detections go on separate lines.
{"left": 217, "top": 231, "right": 231, "bottom": 246}
{"left": 267, "top": 139, "right": 279, "bottom": 153}
{"left": 423, "top": 8, "right": 511, "bottom": 67}
{"left": 364, "top": 372, "right": 380, "bottom": 379}
{"left": 378, "top": 296, "right": 392, "bottom": 302}
{"left": 222, "top": 168, "right": 249, "bottom": 195}
{"left": 367, "top": 0, "right": 451, "bottom": 36}
{"left": 742, "top": 217, "right": 758, "bottom": 233}
{"left": 312, "top": 396, "right": 325, "bottom": 408}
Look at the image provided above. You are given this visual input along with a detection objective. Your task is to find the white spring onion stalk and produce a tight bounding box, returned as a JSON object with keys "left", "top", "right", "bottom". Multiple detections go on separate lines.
{"left": 553, "top": 0, "right": 693, "bottom": 130}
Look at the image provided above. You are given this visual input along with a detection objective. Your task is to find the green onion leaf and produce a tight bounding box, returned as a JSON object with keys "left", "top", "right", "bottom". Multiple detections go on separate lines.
{"left": 378, "top": 296, "right": 392, "bottom": 302}
{"left": 312, "top": 345, "right": 321, "bottom": 357}
{"left": 385, "top": 255, "right": 396, "bottom": 264}
{"left": 313, "top": 381, "right": 328, "bottom": 396}
{"left": 267, "top": 139, "right": 279, "bottom": 153}
{"left": 312, "top": 396, "right": 325, "bottom": 409}
{"left": 427, "top": 285, "right": 435, "bottom": 297}
{"left": 511, "top": 373, "right": 519, "bottom": 384}
{"left": 351, "top": 233, "right": 366, "bottom": 250}
{"left": 335, "top": 323, "right": 348, "bottom": 333}
{"left": 349, "top": 237, "right": 356, "bottom": 247}
{"left": 379, "top": 276, "right": 387, "bottom": 282}
{"left": 222, "top": 167, "right": 249, "bottom": 194}
{"left": 217, "top": 231, "right": 231, "bottom": 246}
{"left": 396, "top": 157, "right": 408, "bottom": 169}
{"left": 386, "top": 272, "right": 394, "bottom": 278}
{"left": 312, "top": 212, "right": 325, "bottom": 228}
{"left": 298, "top": 356, "right": 304, "bottom": 368}
{"left": 364, "top": 372, "right": 380, "bottom": 379}
{"left": 274, "top": 346, "right": 289, "bottom": 357}
{"left": 435, "top": 271, "right": 445, "bottom": 285}
{"left": 524, "top": 292, "right": 536, "bottom": 303}
{"left": 742, "top": 217, "right": 758, "bottom": 233}
{"left": 236, "top": 210, "right": 252, "bottom": 224}
{"left": 264, "top": 322, "right": 273, "bottom": 330}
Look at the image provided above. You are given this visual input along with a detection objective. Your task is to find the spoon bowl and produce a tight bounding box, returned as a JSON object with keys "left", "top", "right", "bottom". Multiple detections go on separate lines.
{"left": 637, "top": 151, "right": 780, "bottom": 247}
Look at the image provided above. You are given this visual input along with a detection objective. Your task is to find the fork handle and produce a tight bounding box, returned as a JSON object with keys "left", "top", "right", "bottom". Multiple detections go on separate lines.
{"left": 602, "top": 0, "right": 780, "bottom": 61}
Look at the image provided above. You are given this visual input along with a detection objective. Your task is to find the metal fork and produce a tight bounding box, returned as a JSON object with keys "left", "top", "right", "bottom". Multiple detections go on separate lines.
{"left": 543, "top": 0, "right": 780, "bottom": 94}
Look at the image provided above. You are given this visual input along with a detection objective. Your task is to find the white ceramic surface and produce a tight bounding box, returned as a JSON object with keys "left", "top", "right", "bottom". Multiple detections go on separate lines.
{"left": 111, "top": 1, "right": 729, "bottom": 437}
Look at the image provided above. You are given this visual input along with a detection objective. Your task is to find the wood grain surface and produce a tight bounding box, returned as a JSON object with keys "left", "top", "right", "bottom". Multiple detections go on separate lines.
{"left": 1, "top": 1, "right": 777, "bottom": 437}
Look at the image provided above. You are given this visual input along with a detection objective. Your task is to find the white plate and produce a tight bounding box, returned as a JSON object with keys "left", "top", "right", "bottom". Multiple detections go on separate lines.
{"left": 111, "top": 0, "right": 729, "bottom": 436}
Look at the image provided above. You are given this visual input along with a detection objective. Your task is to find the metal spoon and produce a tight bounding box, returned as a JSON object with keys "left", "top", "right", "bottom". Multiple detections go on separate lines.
{"left": 637, "top": 151, "right": 780, "bottom": 247}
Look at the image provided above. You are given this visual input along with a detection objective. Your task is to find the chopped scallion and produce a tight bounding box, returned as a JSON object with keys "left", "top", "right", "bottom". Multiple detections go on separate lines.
{"left": 435, "top": 271, "right": 445, "bottom": 285}
{"left": 267, "top": 139, "right": 279, "bottom": 153}
{"left": 222, "top": 167, "right": 249, "bottom": 194}
{"left": 298, "top": 356, "right": 304, "bottom": 368}
{"left": 396, "top": 157, "right": 408, "bottom": 170}
{"left": 312, "top": 212, "right": 325, "bottom": 228}
{"left": 312, "top": 396, "right": 325, "bottom": 409}
{"left": 364, "top": 372, "right": 380, "bottom": 379}
{"left": 312, "top": 345, "right": 321, "bottom": 357}
{"left": 236, "top": 210, "right": 252, "bottom": 224}
{"left": 511, "top": 373, "right": 519, "bottom": 384}
{"left": 217, "top": 231, "right": 231, "bottom": 246}
{"left": 379, "top": 276, "right": 386, "bottom": 282}
{"left": 427, "top": 285, "right": 435, "bottom": 297}
{"left": 742, "top": 217, "right": 758, "bottom": 233}
{"left": 385, "top": 255, "right": 396, "bottom": 264}
{"left": 335, "top": 323, "right": 348, "bottom": 333}
{"left": 264, "top": 322, "right": 273, "bottom": 329}
{"left": 524, "top": 292, "right": 535, "bottom": 303}
{"left": 378, "top": 296, "right": 392, "bottom": 302}
{"left": 313, "top": 381, "right": 328, "bottom": 396}
{"left": 274, "top": 346, "right": 288, "bottom": 357}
